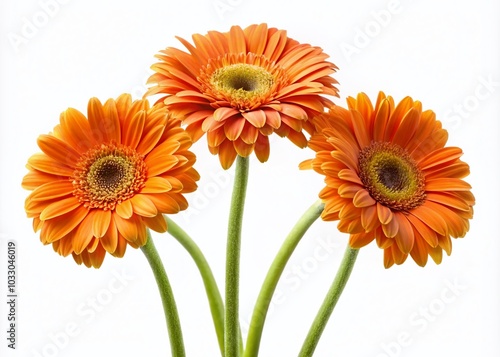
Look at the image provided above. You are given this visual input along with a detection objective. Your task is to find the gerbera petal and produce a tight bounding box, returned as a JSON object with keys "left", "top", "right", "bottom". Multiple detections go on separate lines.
{"left": 40, "top": 196, "right": 81, "bottom": 221}
{"left": 141, "top": 177, "right": 173, "bottom": 193}
{"left": 425, "top": 178, "right": 472, "bottom": 192}
{"left": 382, "top": 215, "right": 399, "bottom": 238}
{"left": 116, "top": 200, "right": 133, "bottom": 219}
{"left": 143, "top": 213, "right": 168, "bottom": 233}
{"left": 410, "top": 203, "right": 448, "bottom": 236}
{"left": 391, "top": 107, "right": 421, "bottom": 148}
{"left": 37, "top": 135, "right": 81, "bottom": 167}
{"left": 224, "top": 117, "right": 246, "bottom": 141}
{"left": 242, "top": 110, "right": 267, "bottom": 128}
{"left": 73, "top": 210, "right": 96, "bottom": 254}
{"left": 393, "top": 212, "right": 415, "bottom": 254}
{"left": 409, "top": 230, "right": 429, "bottom": 267}
{"left": 28, "top": 154, "right": 74, "bottom": 176}
{"left": 28, "top": 180, "right": 74, "bottom": 202}
{"left": 100, "top": 218, "right": 118, "bottom": 254}
{"left": 349, "top": 232, "right": 375, "bottom": 248}
{"left": 122, "top": 110, "right": 146, "bottom": 149}
{"left": 352, "top": 189, "right": 376, "bottom": 208}
{"left": 130, "top": 195, "right": 158, "bottom": 218}
{"left": 254, "top": 135, "right": 270, "bottom": 163}
{"left": 361, "top": 205, "right": 379, "bottom": 232}
{"left": 377, "top": 203, "right": 393, "bottom": 225}
{"left": 92, "top": 209, "right": 112, "bottom": 238}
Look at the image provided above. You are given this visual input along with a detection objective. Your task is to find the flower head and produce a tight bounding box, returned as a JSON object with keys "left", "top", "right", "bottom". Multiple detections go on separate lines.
{"left": 146, "top": 23, "right": 339, "bottom": 168}
{"left": 301, "top": 92, "right": 475, "bottom": 268}
{"left": 22, "top": 94, "right": 199, "bottom": 268}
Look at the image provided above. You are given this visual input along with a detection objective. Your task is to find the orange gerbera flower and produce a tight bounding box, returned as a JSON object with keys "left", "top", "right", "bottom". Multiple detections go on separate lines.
{"left": 146, "top": 23, "right": 339, "bottom": 169}
{"left": 22, "top": 94, "right": 199, "bottom": 268}
{"left": 301, "top": 92, "right": 475, "bottom": 268}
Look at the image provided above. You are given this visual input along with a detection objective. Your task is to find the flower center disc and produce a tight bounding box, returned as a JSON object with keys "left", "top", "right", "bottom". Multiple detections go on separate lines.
{"left": 72, "top": 143, "right": 147, "bottom": 210}
{"left": 210, "top": 63, "right": 274, "bottom": 102}
{"left": 358, "top": 142, "right": 426, "bottom": 211}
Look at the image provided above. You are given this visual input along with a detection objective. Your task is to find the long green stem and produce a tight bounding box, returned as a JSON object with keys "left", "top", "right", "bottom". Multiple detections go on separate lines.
{"left": 165, "top": 216, "right": 227, "bottom": 356}
{"left": 141, "top": 231, "right": 185, "bottom": 357}
{"left": 244, "top": 200, "right": 325, "bottom": 357}
{"left": 298, "top": 245, "right": 359, "bottom": 357}
{"left": 225, "top": 155, "right": 250, "bottom": 357}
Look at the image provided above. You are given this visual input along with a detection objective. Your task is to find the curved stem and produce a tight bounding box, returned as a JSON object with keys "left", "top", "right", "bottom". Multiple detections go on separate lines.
{"left": 298, "top": 245, "right": 359, "bottom": 357}
{"left": 244, "top": 200, "right": 325, "bottom": 357}
{"left": 141, "top": 231, "right": 185, "bottom": 357}
{"left": 165, "top": 216, "right": 227, "bottom": 356}
{"left": 225, "top": 155, "right": 250, "bottom": 357}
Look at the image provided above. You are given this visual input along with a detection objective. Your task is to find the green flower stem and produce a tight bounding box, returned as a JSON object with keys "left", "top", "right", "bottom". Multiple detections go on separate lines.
{"left": 226, "top": 155, "right": 250, "bottom": 357}
{"left": 243, "top": 200, "right": 325, "bottom": 357}
{"left": 298, "top": 245, "right": 359, "bottom": 357}
{"left": 165, "top": 216, "right": 228, "bottom": 356}
{"left": 141, "top": 231, "right": 185, "bottom": 357}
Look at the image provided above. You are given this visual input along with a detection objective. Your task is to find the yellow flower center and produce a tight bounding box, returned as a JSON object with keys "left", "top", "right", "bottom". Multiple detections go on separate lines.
{"left": 358, "top": 142, "right": 425, "bottom": 211}
{"left": 72, "top": 143, "right": 147, "bottom": 210}
{"left": 210, "top": 63, "right": 274, "bottom": 101}
{"left": 200, "top": 54, "right": 287, "bottom": 111}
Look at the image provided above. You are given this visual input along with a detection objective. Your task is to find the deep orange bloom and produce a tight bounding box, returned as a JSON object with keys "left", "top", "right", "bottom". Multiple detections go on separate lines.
{"left": 22, "top": 94, "right": 199, "bottom": 268}
{"left": 146, "top": 23, "right": 339, "bottom": 169}
{"left": 302, "top": 92, "right": 475, "bottom": 267}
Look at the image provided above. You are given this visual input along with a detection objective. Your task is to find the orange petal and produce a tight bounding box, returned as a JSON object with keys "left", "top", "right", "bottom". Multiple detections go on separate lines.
{"left": 224, "top": 117, "right": 246, "bottom": 141}
{"left": 59, "top": 108, "right": 94, "bottom": 151}
{"left": 410, "top": 203, "right": 448, "bottom": 236}
{"left": 145, "top": 193, "right": 181, "bottom": 213}
{"left": 89, "top": 244, "right": 106, "bottom": 268}
{"left": 377, "top": 203, "right": 393, "bottom": 225}
{"left": 92, "top": 209, "right": 112, "bottom": 238}
{"left": 136, "top": 125, "right": 165, "bottom": 156}
{"left": 29, "top": 180, "right": 74, "bottom": 202}
{"left": 28, "top": 154, "right": 74, "bottom": 177}
{"left": 113, "top": 213, "right": 141, "bottom": 244}
{"left": 406, "top": 214, "right": 438, "bottom": 247}
{"left": 37, "top": 135, "right": 81, "bottom": 168}
{"left": 218, "top": 140, "right": 238, "bottom": 169}
{"left": 115, "top": 200, "right": 133, "bottom": 219}
{"left": 73, "top": 210, "right": 97, "bottom": 254}
{"left": 418, "top": 147, "right": 463, "bottom": 170}
{"left": 145, "top": 155, "right": 179, "bottom": 177}
{"left": 373, "top": 98, "right": 390, "bottom": 142}
{"left": 382, "top": 214, "right": 399, "bottom": 238}
{"left": 392, "top": 107, "right": 421, "bottom": 148}
{"left": 100, "top": 217, "right": 118, "bottom": 254}
{"left": 40, "top": 196, "right": 81, "bottom": 220}
{"left": 349, "top": 232, "right": 375, "bottom": 248}
{"left": 243, "top": 110, "right": 267, "bottom": 128}
{"left": 350, "top": 110, "right": 370, "bottom": 149}
{"left": 214, "top": 107, "right": 239, "bottom": 122}
{"left": 233, "top": 139, "right": 254, "bottom": 157}
{"left": 337, "top": 169, "right": 363, "bottom": 185}
{"left": 130, "top": 195, "right": 158, "bottom": 217}
{"left": 143, "top": 213, "right": 168, "bottom": 233}
{"left": 352, "top": 189, "right": 376, "bottom": 208}
{"left": 141, "top": 177, "right": 173, "bottom": 193}
{"left": 122, "top": 110, "right": 146, "bottom": 149}
{"left": 361, "top": 205, "right": 379, "bottom": 232}
{"left": 40, "top": 206, "right": 89, "bottom": 243}
{"left": 393, "top": 212, "right": 415, "bottom": 254}
{"left": 409, "top": 230, "right": 429, "bottom": 267}
{"left": 425, "top": 178, "right": 472, "bottom": 192}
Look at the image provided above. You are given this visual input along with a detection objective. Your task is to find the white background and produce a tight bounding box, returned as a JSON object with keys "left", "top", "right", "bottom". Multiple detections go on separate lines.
{"left": 1, "top": 0, "right": 499, "bottom": 356}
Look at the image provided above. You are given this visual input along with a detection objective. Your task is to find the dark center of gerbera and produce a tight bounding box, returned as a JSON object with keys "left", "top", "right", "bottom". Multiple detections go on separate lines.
{"left": 209, "top": 63, "right": 275, "bottom": 106}
{"left": 358, "top": 142, "right": 426, "bottom": 211}
{"left": 72, "top": 143, "right": 147, "bottom": 210}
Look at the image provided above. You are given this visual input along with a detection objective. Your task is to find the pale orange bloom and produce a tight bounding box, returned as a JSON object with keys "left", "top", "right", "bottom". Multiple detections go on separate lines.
{"left": 302, "top": 92, "right": 475, "bottom": 267}
{"left": 22, "top": 94, "right": 199, "bottom": 268}
{"left": 146, "top": 23, "right": 339, "bottom": 169}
